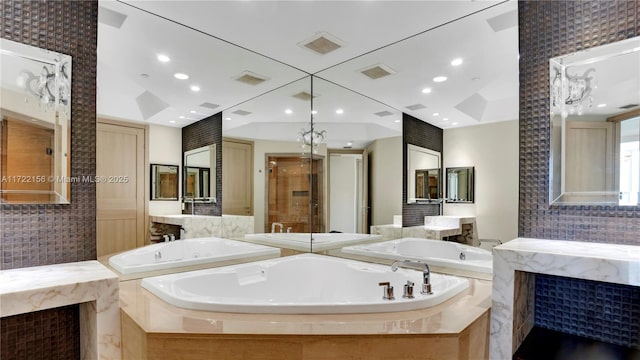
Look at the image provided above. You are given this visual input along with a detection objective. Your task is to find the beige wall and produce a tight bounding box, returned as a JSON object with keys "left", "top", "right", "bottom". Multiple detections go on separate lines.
{"left": 367, "top": 136, "right": 402, "bottom": 226}
{"left": 443, "top": 120, "right": 518, "bottom": 243}
{"left": 148, "top": 124, "right": 182, "bottom": 215}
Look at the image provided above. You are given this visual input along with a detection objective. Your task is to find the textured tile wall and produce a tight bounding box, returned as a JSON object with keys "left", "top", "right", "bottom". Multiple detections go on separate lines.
{"left": 519, "top": 0, "right": 640, "bottom": 244}
{"left": 0, "top": 1, "right": 97, "bottom": 358}
{"left": 519, "top": 0, "right": 640, "bottom": 350}
{"left": 182, "top": 112, "right": 223, "bottom": 216}
{"left": 402, "top": 113, "right": 443, "bottom": 226}
{"left": 0, "top": 0, "right": 98, "bottom": 270}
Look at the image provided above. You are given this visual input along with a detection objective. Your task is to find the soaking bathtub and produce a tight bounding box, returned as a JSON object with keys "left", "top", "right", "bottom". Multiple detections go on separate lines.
{"left": 243, "top": 232, "right": 383, "bottom": 252}
{"left": 108, "top": 237, "right": 280, "bottom": 276}
{"left": 341, "top": 238, "right": 493, "bottom": 274}
{"left": 141, "top": 253, "right": 469, "bottom": 314}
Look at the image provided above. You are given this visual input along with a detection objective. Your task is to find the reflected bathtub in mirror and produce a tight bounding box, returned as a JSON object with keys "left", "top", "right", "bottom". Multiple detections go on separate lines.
{"left": 342, "top": 238, "right": 492, "bottom": 274}
{"left": 0, "top": 38, "right": 72, "bottom": 204}
{"left": 107, "top": 237, "right": 280, "bottom": 278}
{"left": 151, "top": 164, "right": 179, "bottom": 200}
{"left": 141, "top": 253, "right": 469, "bottom": 314}
{"left": 549, "top": 36, "right": 640, "bottom": 205}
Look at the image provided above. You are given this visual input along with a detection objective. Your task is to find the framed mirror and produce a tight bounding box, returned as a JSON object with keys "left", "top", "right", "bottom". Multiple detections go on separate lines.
{"left": 0, "top": 38, "right": 71, "bottom": 204}
{"left": 406, "top": 144, "right": 441, "bottom": 204}
{"left": 150, "top": 164, "right": 179, "bottom": 201}
{"left": 183, "top": 144, "right": 216, "bottom": 201}
{"left": 549, "top": 36, "right": 640, "bottom": 205}
{"left": 446, "top": 167, "right": 474, "bottom": 203}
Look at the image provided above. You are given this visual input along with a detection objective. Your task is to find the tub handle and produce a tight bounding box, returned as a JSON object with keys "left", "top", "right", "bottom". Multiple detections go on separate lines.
{"left": 403, "top": 281, "right": 415, "bottom": 299}
{"left": 378, "top": 282, "right": 395, "bottom": 300}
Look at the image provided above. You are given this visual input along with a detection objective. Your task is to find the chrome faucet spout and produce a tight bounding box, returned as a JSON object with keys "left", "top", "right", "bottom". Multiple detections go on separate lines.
{"left": 390, "top": 260, "right": 433, "bottom": 295}
{"left": 271, "top": 222, "right": 284, "bottom": 234}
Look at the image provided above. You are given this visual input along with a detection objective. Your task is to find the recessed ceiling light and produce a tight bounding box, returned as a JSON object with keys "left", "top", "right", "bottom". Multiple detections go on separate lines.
{"left": 190, "top": 85, "right": 200, "bottom": 92}
{"left": 311, "top": 110, "right": 318, "bottom": 115}
{"left": 169, "top": 120, "right": 176, "bottom": 124}
{"left": 433, "top": 112, "right": 439, "bottom": 116}
{"left": 336, "top": 109, "right": 344, "bottom": 114}
{"left": 190, "top": 110, "right": 197, "bottom": 114}
{"left": 157, "top": 54, "right": 170, "bottom": 63}
{"left": 433, "top": 76, "right": 447, "bottom": 83}
{"left": 597, "top": 103, "right": 607, "bottom": 108}
{"left": 224, "top": 117, "right": 232, "bottom": 121}
{"left": 422, "top": 88, "right": 432, "bottom": 94}
{"left": 451, "top": 58, "right": 463, "bottom": 66}
{"left": 347, "top": 141, "right": 353, "bottom": 146}
{"left": 452, "top": 122, "right": 459, "bottom": 126}
{"left": 174, "top": 73, "right": 189, "bottom": 80}
{"left": 285, "top": 109, "right": 293, "bottom": 114}
{"left": 179, "top": 116, "right": 186, "bottom": 119}
{"left": 394, "top": 119, "right": 401, "bottom": 123}
{"left": 443, "top": 118, "right": 449, "bottom": 121}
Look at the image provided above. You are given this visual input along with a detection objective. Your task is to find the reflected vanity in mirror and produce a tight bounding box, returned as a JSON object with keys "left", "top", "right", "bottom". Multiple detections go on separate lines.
{"left": 183, "top": 144, "right": 216, "bottom": 202}
{"left": 0, "top": 38, "right": 71, "bottom": 204}
{"left": 549, "top": 36, "right": 640, "bottom": 205}
{"left": 446, "top": 167, "right": 474, "bottom": 203}
{"left": 407, "top": 144, "right": 441, "bottom": 204}
{"left": 150, "top": 164, "right": 179, "bottom": 201}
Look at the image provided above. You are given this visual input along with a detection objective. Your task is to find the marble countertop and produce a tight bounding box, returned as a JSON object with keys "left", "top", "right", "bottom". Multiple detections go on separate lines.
{"left": 120, "top": 277, "right": 491, "bottom": 335}
{"left": 0, "top": 260, "right": 119, "bottom": 317}
{"left": 494, "top": 238, "right": 640, "bottom": 286}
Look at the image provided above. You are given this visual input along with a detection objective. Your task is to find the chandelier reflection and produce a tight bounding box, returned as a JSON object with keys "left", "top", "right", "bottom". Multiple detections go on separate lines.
{"left": 297, "top": 127, "right": 326, "bottom": 154}
{"left": 551, "top": 66, "right": 596, "bottom": 116}
{"left": 16, "top": 60, "right": 70, "bottom": 111}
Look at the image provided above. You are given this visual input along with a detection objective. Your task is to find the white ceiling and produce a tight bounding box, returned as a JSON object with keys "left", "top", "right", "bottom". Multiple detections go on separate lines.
{"left": 96, "top": 0, "right": 520, "bottom": 147}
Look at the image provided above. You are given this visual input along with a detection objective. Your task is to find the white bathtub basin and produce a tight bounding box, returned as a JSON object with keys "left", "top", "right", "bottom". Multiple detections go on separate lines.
{"left": 141, "top": 253, "right": 469, "bottom": 314}
{"left": 108, "top": 238, "right": 280, "bottom": 275}
{"left": 244, "top": 232, "right": 382, "bottom": 251}
{"left": 342, "top": 238, "right": 492, "bottom": 274}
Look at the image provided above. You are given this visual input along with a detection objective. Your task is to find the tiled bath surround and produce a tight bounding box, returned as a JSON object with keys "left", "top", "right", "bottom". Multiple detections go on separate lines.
{"left": 0, "top": 0, "right": 99, "bottom": 358}
{"left": 510, "top": 0, "right": 640, "bottom": 357}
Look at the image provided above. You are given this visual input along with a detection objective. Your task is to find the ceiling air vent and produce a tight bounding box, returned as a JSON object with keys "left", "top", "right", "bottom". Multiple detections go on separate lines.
{"left": 199, "top": 102, "right": 220, "bottom": 110}
{"left": 359, "top": 63, "right": 396, "bottom": 80}
{"left": 233, "top": 71, "right": 269, "bottom": 86}
{"left": 619, "top": 103, "right": 639, "bottom": 109}
{"left": 292, "top": 91, "right": 317, "bottom": 101}
{"left": 405, "top": 104, "right": 427, "bottom": 111}
{"left": 299, "top": 31, "right": 344, "bottom": 55}
{"left": 232, "top": 109, "right": 252, "bottom": 116}
{"left": 374, "top": 110, "right": 394, "bottom": 117}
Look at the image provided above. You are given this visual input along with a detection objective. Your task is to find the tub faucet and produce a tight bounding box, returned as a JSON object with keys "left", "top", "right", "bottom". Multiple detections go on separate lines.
{"left": 271, "top": 222, "right": 284, "bottom": 233}
{"left": 391, "top": 260, "right": 433, "bottom": 295}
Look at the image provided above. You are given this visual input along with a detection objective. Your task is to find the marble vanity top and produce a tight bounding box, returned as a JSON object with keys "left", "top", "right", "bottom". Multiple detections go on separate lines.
{"left": 494, "top": 238, "right": 640, "bottom": 286}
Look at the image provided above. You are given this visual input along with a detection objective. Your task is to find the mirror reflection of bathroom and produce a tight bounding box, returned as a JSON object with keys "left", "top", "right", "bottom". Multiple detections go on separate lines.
{"left": 447, "top": 167, "right": 474, "bottom": 203}
{"left": 150, "top": 164, "right": 179, "bottom": 201}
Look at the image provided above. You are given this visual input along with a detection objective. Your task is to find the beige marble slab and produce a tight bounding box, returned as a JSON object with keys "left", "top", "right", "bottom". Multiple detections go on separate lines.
{"left": 490, "top": 238, "right": 640, "bottom": 360}
{"left": 0, "top": 261, "right": 121, "bottom": 360}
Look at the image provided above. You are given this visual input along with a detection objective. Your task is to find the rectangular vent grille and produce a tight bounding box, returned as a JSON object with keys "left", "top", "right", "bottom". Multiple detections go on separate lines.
{"left": 303, "top": 36, "right": 342, "bottom": 55}
{"left": 98, "top": 6, "right": 128, "bottom": 29}
{"left": 620, "top": 104, "right": 639, "bottom": 109}
{"left": 199, "top": 102, "right": 220, "bottom": 109}
{"left": 360, "top": 64, "right": 395, "bottom": 80}
{"left": 374, "top": 110, "right": 394, "bottom": 117}
{"left": 234, "top": 71, "right": 269, "bottom": 85}
{"left": 405, "top": 104, "right": 427, "bottom": 111}
{"left": 232, "top": 109, "right": 252, "bottom": 116}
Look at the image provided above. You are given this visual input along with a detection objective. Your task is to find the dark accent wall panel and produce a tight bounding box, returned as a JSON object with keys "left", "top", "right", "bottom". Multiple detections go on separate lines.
{"left": 0, "top": 0, "right": 98, "bottom": 270}
{"left": 518, "top": 0, "right": 640, "bottom": 244}
{"left": 182, "top": 112, "right": 222, "bottom": 216}
{"left": 0, "top": 305, "right": 80, "bottom": 360}
{"left": 402, "top": 113, "right": 443, "bottom": 227}
{"left": 0, "top": 1, "right": 97, "bottom": 358}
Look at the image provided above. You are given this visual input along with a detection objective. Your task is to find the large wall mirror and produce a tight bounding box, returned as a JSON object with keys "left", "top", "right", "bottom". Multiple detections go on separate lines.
{"left": 0, "top": 38, "right": 72, "bottom": 204}
{"left": 184, "top": 145, "right": 216, "bottom": 201}
{"left": 406, "top": 144, "right": 442, "bottom": 204}
{"left": 549, "top": 36, "right": 640, "bottom": 205}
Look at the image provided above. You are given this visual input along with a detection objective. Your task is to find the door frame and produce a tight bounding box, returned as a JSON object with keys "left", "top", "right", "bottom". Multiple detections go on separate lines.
{"left": 327, "top": 149, "right": 368, "bottom": 233}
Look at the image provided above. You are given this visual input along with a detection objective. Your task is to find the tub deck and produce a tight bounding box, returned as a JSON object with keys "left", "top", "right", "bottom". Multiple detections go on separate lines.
{"left": 119, "top": 276, "right": 491, "bottom": 359}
